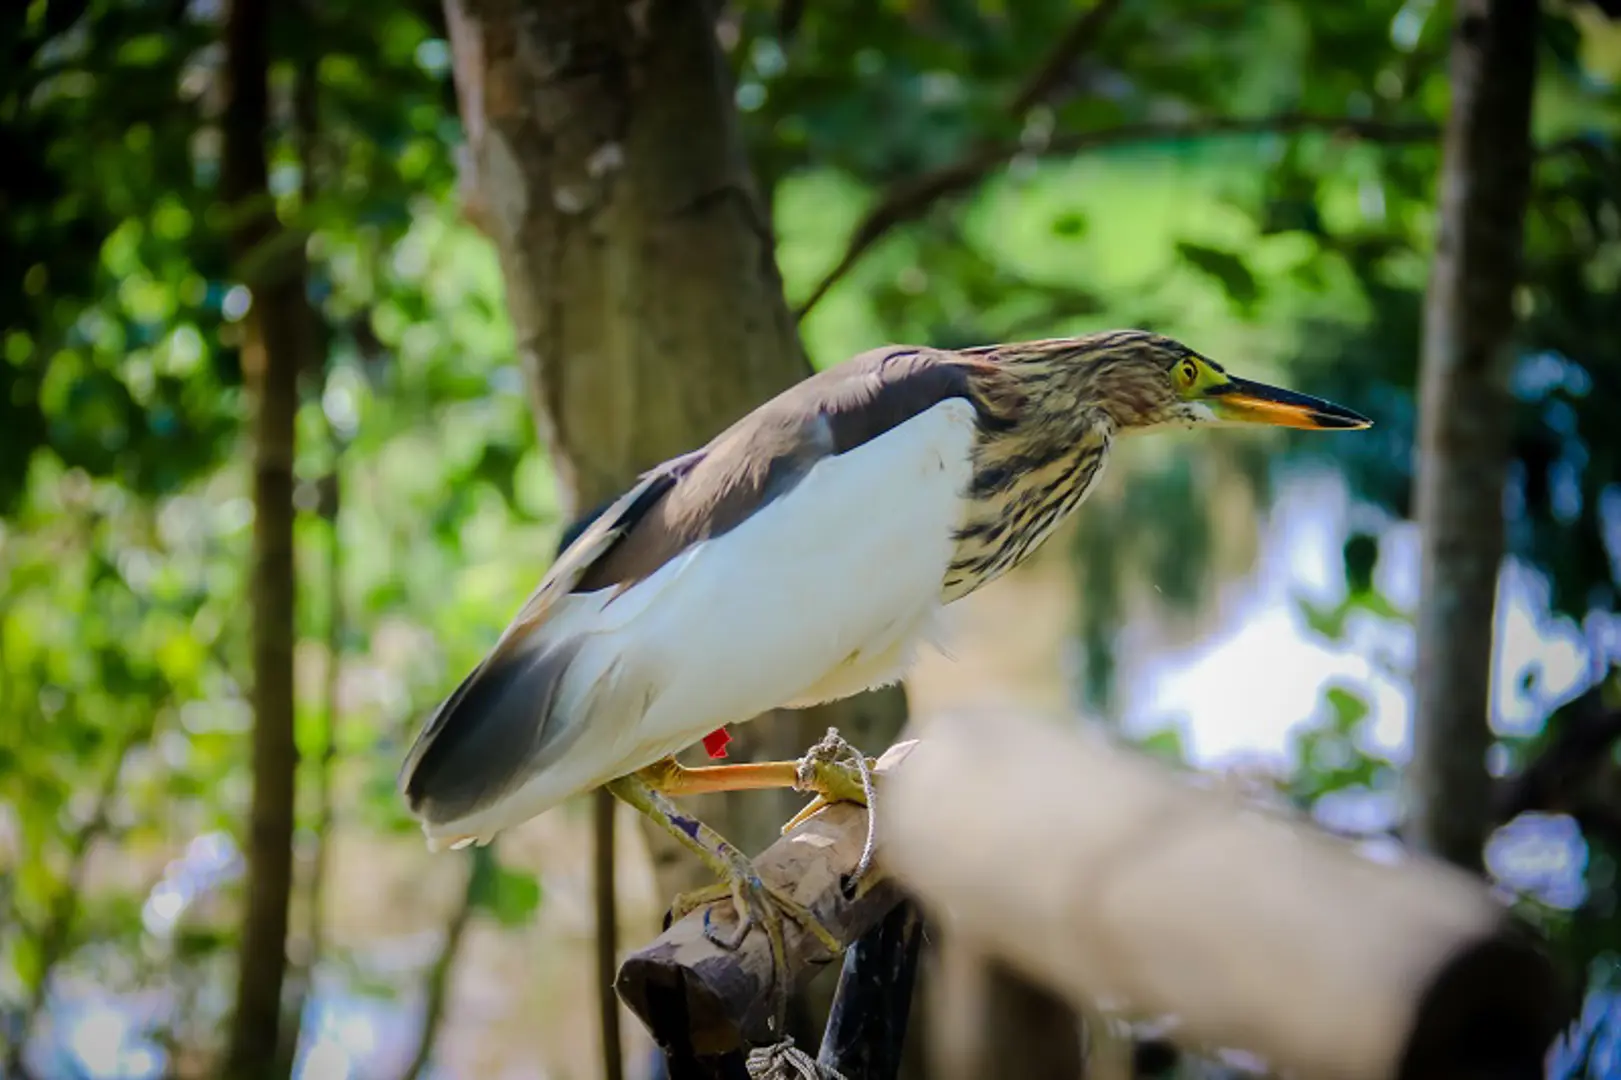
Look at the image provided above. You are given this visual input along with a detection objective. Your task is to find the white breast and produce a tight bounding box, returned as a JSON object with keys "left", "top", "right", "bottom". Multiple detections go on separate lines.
{"left": 459, "top": 398, "right": 979, "bottom": 838}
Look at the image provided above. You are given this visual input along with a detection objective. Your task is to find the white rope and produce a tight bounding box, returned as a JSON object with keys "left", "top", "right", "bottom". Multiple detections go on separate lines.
{"left": 745, "top": 1037, "right": 849, "bottom": 1080}
{"left": 795, "top": 727, "right": 879, "bottom": 891}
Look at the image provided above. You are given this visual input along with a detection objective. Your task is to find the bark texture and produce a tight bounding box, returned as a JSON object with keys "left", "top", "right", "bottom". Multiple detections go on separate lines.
{"left": 440, "top": 0, "right": 908, "bottom": 1052}
{"left": 1407, "top": 0, "right": 1539, "bottom": 870}
{"left": 443, "top": 0, "right": 802, "bottom": 501}
{"left": 595, "top": 786, "right": 625, "bottom": 1080}
{"left": 222, "top": 0, "right": 309, "bottom": 1073}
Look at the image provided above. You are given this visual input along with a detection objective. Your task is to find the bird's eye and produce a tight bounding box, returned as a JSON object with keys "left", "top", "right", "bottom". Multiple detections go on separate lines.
{"left": 1178, "top": 359, "right": 1199, "bottom": 388}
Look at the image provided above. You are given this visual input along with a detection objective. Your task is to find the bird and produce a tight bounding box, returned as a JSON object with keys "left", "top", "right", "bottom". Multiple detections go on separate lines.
{"left": 397, "top": 330, "right": 1370, "bottom": 1014}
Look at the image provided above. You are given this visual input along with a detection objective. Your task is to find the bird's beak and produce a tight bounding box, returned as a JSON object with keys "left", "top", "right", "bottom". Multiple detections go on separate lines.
{"left": 1202, "top": 376, "right": 1372, "bottom": 431}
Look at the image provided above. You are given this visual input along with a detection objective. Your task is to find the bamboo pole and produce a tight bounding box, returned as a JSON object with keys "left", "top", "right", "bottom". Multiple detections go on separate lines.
{"left": 879, "top": 712, "right": 1571, "bottom": 1080}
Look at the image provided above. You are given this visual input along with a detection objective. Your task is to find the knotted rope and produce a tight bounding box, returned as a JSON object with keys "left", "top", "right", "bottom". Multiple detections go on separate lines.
{"left": 746, "top": 1037, "right": 849, "bottom": 1080}
{"left": 795, "top": 727, "right": 879, "bottom": 892}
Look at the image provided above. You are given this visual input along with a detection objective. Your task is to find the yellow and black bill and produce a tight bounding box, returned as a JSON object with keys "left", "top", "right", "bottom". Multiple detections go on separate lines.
{"left": 1203, "top": 377, "right": 1372, "bottom": 431}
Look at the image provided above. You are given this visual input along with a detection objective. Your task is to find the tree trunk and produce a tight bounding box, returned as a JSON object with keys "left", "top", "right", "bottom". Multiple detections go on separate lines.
{"left": 440, "top": 0, "right": 907, "bottom": 1052}
{"left": 222, "top": 0, "right": 309, "bottom": 1072}
{"left": 1405, "top": 0, "right": 1539, "bottom": 871}
{"left": 402, "top": 849, "right": 483, "bottom": 1080}
{"left": 594, "top": 787, "right": 624, "bottom": 1080}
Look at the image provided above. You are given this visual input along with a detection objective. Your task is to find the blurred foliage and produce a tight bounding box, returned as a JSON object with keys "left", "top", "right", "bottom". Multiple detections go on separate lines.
{"left": 0, "top": 0, "right": 549, "bottom": 1071}
{"left": 1286, "top": 530, "right": 1621, "bottom": 1080}
{"left": 4, "top": 0, "right": 1621, "bottom": 1074}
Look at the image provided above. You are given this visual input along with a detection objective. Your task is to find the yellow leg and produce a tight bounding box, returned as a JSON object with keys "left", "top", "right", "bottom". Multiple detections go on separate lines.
{"left": 651, "top": 733, "right": 879, "bottom": 837}
{"left": 607, "top": 729, "right": 881, "bottom": 1028}
{"left": 638, "top": 755, "right": 874, "bottom": 810}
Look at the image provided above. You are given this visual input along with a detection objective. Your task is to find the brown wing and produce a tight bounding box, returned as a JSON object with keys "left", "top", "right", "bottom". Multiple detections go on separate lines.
{"left": 576, "top": 345, "right": 1014, "bottom": 590}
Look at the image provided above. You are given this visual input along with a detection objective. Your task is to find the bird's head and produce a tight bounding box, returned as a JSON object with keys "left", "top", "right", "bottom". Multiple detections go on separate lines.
{"left": 990, "top": 331, "right": 1371, "bottom": 436}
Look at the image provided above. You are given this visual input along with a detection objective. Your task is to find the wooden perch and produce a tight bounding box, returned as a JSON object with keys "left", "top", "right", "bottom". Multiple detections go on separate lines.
{"left": 879, "top": 713, "right": 1572, "bottom": 1080}
{"left": 616, "top": 742, "right": 919, "bottom": 1057}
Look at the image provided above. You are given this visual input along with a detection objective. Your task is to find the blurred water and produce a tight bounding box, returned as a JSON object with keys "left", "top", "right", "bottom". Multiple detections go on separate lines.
{"left": 1132, "top": 470, "right": 1595, "bottom": 768}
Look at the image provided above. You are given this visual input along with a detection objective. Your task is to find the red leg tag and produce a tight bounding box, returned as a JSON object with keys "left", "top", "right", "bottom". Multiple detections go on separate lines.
{"left": 701, "top": 727, "right": 732, "bottom": 760}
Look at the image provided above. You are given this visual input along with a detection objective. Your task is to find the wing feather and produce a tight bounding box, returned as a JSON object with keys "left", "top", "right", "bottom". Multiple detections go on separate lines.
{"left": 396, "top": 452, "right": 702, "bottom": 819}
{"left": 505, "top": 449, "right": 705, "bottom": 637}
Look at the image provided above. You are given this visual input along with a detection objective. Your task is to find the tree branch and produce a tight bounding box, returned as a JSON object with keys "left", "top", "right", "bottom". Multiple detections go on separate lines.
{"left": 594, "top": 787, "right": 625, "bottom": 1080}
{"left": 223, "top": 0, "right": 312, "bottom": 1068}
{"left": 402, "top": 848, "right": 482, "bottom": 1080}
{"left": 441, "top": 0, "right": 492, "bottom": 239}
{"left": 794, "top": 114, "right": 1438, "bottom": 322}
{"left": 1006, "top": 0, "right": 1126, "bottom": 118}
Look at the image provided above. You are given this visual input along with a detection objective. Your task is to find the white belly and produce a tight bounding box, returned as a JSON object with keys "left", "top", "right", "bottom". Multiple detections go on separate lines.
{"left": 598, "top": 398, "right": 977, "bottom": 764}
{"left": 437, "top": 398, "right": 979, "bottom": 844}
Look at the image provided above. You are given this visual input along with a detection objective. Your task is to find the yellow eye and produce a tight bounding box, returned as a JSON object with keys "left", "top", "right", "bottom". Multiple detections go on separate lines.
{"left": 1178, "top": 359, "right": 1199, "bottom": 389}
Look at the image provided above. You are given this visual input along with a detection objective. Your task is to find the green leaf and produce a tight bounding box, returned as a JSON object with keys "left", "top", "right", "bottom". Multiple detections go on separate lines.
{"left": 1342, "top": 532, "right": 1379, "bottom": 595}
{"left": 1323, "top": 685, "right": 1369, "bottom": 734}
{"left": 1134, "top": 724, "right": 1187, "bottom": 764}
{"left": 1350, "top": 589, "right": 1405, "bottom": 621}
{"left": 1296, "top": 592, "right": 1350, "bottom": 640}
{"left": 1050, "top": 212, "right": 1087, "bottom": 239}
{"left": 11, "top": 932, "right": 44, "bottom": 990}
{"left": 116, "top": 34, "right": 170, "bottom": 67}
{"left": 468, "top": 852, "right": 542, "bottom": 928}
{"left": 174, "top": 926, "right": 231, "bottom": 960}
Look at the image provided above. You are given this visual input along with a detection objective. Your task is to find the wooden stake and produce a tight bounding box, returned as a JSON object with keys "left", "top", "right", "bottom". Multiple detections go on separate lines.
{"left": 818, "top": 900, "right": 926, "bottom": 1079}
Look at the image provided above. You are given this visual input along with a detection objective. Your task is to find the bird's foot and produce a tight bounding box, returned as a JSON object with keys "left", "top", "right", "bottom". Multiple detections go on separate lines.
{"left": 669, "top": 858, "right": 842, "bottom": 952}
{"left": 669, "top": 848, "right": 842, "bottom": 1031}
{"left": 784, "top": 728, "right": 881, "bottom": 897}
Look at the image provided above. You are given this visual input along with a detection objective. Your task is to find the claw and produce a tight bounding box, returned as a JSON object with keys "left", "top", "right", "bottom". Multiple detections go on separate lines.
{"left": 780, "top": 747, "right": 881, "bottom": 834}
{"left": 781, "top": 793, "right": 834, "bottom": 834}
{"left": 607, "top": 741, "right": 877, "bottom": 1034}
{"left": 670, "top": 850, "right": 842, "bottom": 1030}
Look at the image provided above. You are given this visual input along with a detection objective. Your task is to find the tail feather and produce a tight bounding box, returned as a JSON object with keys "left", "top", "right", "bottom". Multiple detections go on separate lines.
{"left": 399, "top": 634, "right": 592, "bottom": 829}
